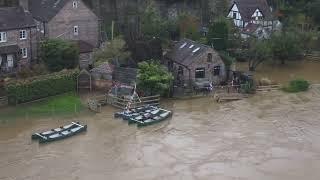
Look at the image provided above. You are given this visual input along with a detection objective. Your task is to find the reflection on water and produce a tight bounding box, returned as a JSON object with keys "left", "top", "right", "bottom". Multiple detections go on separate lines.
{"left": 236, "top": 60, "right": 320, "bottom": 84}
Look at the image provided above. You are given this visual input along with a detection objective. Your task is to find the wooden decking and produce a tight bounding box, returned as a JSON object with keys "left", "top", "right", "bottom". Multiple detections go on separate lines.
{"left": 214, "top": 93, "right": 249, "bottom": 103}
{"left": 87, "top": 94, "right": 160, "bottom": 112}
{"left": 256, "top": 85, "right": 280, "bottom": 92}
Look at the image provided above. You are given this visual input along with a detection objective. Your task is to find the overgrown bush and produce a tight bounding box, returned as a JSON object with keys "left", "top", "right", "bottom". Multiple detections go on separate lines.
{"left": 282, "top": 79, "right": 310, "bottom": 93}
{"left": 40, "top": 39, "right": 79, "bottom": 72}
{"left": 137, "top": 61, "right": 173, "bottom": 96}
{"left": 5, "top": 69, "right": 79, "bottom": 104}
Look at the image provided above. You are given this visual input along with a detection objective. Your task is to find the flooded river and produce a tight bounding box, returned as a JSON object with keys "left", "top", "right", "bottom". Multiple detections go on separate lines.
{"left": 1, "top": 87, "right": 320, "bottom": 180}
{"left": 237, "top": 60, "right": 320, "bottom": 84}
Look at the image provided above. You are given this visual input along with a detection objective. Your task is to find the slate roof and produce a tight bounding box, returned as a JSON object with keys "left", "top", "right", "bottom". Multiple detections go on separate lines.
{"left": 90, "top": 62, "right": 114, "bottom": 74}
{"left": 0, "top": 7, "right": 36, "bottom": 31}
{"left": 29, "top": 0, "right": 70, "bottom": 22}
{"left": 165, "top": 39, "right": 214, "bottom": 67}
{"left": 113, "top": 67, "right": 138, "bottom": 85}
{"left": 242, "top": 23, "right": 260, "bottom": 34}
{"left": 73, "top": 40, "right": 95, "bottom": 53}
{"left": 231, "top": 0, "right": 273, "bottom": 21}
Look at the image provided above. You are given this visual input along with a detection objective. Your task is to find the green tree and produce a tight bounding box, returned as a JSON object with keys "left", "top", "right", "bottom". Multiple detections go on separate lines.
{"left": 137, "top": 61, "right": 173, "bottom": 96}
{"left": 270, "top": 32, "right": 303, "bottom": 64}
{"left": 40, "top": 39, "right": 79, "bottom": 72}
{"left": 207, "top": 18, "right": 232, "bottom": 51}
{"left": 141, "top": 0, "right": 169, "bottom": 40}
{"left": 178, "top": 13, "right": 201, "bottom": 41}
{"left": 246, "top": 39, "right": 272, "bottom": 71}
{"left": 93, "top": 37, "right": 130, "bottom": 65}
{"left": 306, "top": 0, "right": 320, "bottom": 25}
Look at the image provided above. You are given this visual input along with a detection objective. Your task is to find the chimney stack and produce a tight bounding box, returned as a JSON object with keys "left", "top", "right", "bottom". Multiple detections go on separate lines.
{"left": 19, "top": 0, "right": 29, "bottom": 12}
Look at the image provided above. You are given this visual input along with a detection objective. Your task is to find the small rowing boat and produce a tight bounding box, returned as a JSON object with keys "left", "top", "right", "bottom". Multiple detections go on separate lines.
{"left": 136, "top": 110, "right": 172, "bottom": 127}
{"left": 31, "top": 123, "right": 78, "bottom": 140}
{"left": 114, "top": 105, "right": 157, "bottom": 119}
{"left": 32, "top": 122, "right": 87, "bottom": 143}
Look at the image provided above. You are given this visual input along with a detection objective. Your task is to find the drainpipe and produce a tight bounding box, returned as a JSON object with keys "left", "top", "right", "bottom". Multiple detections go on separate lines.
{"left": 29, "top": 27, "right": 33, "bottom": 65}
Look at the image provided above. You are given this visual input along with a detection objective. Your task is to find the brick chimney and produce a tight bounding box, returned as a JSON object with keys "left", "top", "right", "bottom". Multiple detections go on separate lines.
{"left": 19, "top": 0, "right": 29, "bottom": 12}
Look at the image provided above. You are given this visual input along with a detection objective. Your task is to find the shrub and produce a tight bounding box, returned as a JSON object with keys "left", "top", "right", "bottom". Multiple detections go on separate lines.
{"left": 282, "top": 79, "right": 310, "bottom": 93}
{"left": 137, "top": 61, "right": 173, "bottom": 96}
{"left": 40, "top": 39, "right": 79, "bottom": 72}
{"left": 5, "top": 69, "right": 79, "bottom": 104}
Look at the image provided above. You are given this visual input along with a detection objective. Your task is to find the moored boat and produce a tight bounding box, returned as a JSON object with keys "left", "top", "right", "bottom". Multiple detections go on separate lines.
{"left": 32, "top": 122, "right": 87, "bottom": 143}
{"left": 31, "top": 123, "right": 78, "bottom": 140}
{"left": 136, "top": 110, "right": 172, "bottom": 127}
{"left": 114, "top": 105, "right": 157, "bottom": 119}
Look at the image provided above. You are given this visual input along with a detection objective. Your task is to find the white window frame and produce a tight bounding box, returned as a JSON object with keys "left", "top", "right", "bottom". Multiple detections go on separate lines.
{"left": 74, "top": 26, "right": 79, "bottom": 36}
{"left": 21, "top": 48, "right": 28, "bottom": 58}
{"left": 20, "top": 30, "right": 27, "bottom": 40}
{"left": 0, "top": 32, "right": 7, "bottom": 43}
{"left": 72, "top": 1, "right": 78, "bottom": 8}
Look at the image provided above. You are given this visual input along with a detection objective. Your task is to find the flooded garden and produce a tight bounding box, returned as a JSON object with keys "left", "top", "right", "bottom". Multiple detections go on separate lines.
{"left": 236, "top": 60, "right": 320, "bottom": 84}
{"left": 1, "top": 60, "right": 320, "bottom": 180}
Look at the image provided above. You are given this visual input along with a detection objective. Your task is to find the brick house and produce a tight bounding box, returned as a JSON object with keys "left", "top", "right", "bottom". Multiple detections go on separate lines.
{"left": 26, "top": 0, "right": 100, "bottom": 68}
{"left": 165, "top": 39, "right": 226, "bottom": 88}
{"left": 0, "top": 6, "right": 37, "bottom": 75}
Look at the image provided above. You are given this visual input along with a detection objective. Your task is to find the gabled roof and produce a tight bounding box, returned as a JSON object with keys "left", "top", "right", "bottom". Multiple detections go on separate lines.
{"left": 0, "top": 7, "right": 36, "bottom": 31}
{"left": 242, "top": 23, "right": 260, "bottom": 34}
{"left": 29, "top": 0, "right": 70, "bottom": 22}
{"left": 113, "top": 67, "right": 138, "bottom": 85}
{"left": 166, "top": 39, "right": 214, "bottom": 67}
{"left": 72, "top": 40, "right": 95, "bottom": 53}
{"left": 231, "top": 0, "right": 273, "bottom": 21}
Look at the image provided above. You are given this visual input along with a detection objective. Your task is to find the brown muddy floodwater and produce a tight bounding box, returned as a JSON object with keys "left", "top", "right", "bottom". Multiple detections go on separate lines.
{"left": 237, "top": 60, "right": 320, "bottom": 84}
{"left": 1, "top": 86, "right": 320, "bottom": 180}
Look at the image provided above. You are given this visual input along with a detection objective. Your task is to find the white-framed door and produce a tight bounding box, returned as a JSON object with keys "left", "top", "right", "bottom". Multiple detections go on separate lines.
{"left": 7, "top": 54, "right": 13, "bottom": 68}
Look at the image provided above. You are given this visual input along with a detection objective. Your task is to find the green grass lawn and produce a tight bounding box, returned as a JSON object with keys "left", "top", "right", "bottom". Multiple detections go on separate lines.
{"left": 0, "top": 93, "right": 87, "bottom": 121}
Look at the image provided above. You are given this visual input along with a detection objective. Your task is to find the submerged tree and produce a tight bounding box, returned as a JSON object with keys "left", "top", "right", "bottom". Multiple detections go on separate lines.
{"left": 247, "top": 39, "right": 272, "bottom": 71}
{"left": 270, "top": 32, "right": 303, "bottom": 64}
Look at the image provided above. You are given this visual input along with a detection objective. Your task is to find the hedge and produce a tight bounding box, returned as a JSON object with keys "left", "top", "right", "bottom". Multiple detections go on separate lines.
{"left": 5, "top": 69, "right": 79, "bottom": 104}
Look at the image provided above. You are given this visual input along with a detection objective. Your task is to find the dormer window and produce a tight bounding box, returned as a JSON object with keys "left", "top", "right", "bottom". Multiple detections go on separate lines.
{"left": 233, "top": 12, "right": 237, "bottom": 19}
{"left": 72, "top": 1, "right": 78, "bottom": 8}
{"left": 74, "top": 26, "right": 79, "bottom": 36}
{"left": 20, "top": 30, "right": 27, "bottom": 40}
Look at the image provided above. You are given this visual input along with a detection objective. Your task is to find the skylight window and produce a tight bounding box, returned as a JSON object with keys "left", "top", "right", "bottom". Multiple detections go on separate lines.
{"left": 192, "top": 47, "right": 200, "bottom": 53}
{"left": 179, "top": 42, "right": 187, "bottom": 49}
{"left": 189, "top": 45, "right": 194, "bottom": 48}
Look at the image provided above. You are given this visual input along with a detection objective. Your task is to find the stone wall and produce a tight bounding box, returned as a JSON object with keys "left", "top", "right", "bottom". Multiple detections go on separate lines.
{"left": 0, "top": 27, "right": 37, "bottom": 68}
{"left": 172, "top": 48, "right": 226, "bottom": 85}
{"left": 47, "top": 0, "right": 99, "bottom": 47}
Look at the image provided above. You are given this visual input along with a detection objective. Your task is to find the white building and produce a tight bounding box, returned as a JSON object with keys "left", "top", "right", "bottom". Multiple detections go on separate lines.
{"left": 227, "top": 0, "right": 280, "bottom": 39}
